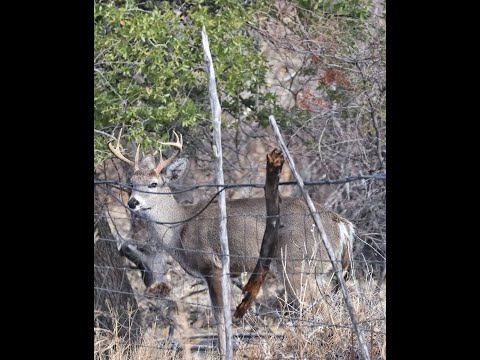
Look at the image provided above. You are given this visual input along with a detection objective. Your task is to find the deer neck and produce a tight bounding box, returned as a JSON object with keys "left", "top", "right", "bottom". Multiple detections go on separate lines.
{"left": 145, "top": 189, "right": 189, "bottom": 251}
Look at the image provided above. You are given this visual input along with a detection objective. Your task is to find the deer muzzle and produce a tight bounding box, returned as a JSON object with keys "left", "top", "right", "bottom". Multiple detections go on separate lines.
{"left": 128, "top": 197, "right": 140, "bottom": 210}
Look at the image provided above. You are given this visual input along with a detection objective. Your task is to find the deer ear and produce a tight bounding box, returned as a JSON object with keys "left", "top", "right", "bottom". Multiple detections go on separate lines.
{"left": 164, "top": 158, "right": 188, "bottom": 182}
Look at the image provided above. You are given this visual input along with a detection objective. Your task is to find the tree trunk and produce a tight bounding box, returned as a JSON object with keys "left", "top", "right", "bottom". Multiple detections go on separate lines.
{"left": 94, "top": 215, "right": 140, "bottom": 340}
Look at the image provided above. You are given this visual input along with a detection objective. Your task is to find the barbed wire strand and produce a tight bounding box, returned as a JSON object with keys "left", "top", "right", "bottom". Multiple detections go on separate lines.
{"left": 94, "top": 173, "right": 386, "bottom": 195}
{"left": 94, "top": 237, "right": 385, "bottom": 265}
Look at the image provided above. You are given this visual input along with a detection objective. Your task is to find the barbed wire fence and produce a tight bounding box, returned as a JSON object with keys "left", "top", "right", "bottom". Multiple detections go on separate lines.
{"left": 94, "top": 8, "right": 385, "bottom": 358}
{"left": 94, "top": 172, "right": 386, "bottom": 359}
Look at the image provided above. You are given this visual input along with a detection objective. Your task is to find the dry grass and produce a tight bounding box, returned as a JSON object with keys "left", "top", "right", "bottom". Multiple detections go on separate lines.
{"left": 94, "top": 271, "right": 385, "bottom": 360}
{"left": 233, "top": 272, "right": 385, "bottom": 359}
{"left": 94, "top": 316, "right": 183, "bottom": 360}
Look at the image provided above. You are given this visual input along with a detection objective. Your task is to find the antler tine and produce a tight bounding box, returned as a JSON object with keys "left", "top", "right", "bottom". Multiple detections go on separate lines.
{"left": 134, "top": 144, "right": 141, "bottom": 169}
{"left": 154, "top": 130, "right": 183, "bottom": 174}
{"left": 107, "top": 128, "right": 139, "bottom": 170}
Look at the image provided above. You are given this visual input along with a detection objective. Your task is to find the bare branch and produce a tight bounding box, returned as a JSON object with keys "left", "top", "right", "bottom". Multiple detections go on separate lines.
{"left": 202, "top": 26, "right": 233, "bottom": 360}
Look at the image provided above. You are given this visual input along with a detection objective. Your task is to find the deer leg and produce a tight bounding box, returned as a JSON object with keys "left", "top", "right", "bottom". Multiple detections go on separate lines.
{"left": 205, "top": 269, "right": 226, "bottom": 357}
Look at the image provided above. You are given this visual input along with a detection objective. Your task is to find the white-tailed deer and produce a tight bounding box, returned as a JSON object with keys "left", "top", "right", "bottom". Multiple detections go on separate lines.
{"left": 108, "top": 130, "right": 355, "bottom": 356}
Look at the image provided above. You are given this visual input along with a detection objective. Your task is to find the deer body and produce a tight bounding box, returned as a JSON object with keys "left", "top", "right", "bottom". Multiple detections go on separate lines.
{"left": 152, "top": 197, "right": 353, "bottom": 279}
{"left": 108, "top": 131, "right": 354, "bottom": 357}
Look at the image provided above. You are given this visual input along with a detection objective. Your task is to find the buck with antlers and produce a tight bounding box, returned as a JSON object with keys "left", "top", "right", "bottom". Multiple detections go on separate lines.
{"left": 108, "top": 130, "right": 355, "bottom": 356}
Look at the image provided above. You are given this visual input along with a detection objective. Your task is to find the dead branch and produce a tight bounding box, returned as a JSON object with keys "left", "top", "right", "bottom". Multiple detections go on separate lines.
{"left": 234, "top": 149, "right": 284, "bottom": 318}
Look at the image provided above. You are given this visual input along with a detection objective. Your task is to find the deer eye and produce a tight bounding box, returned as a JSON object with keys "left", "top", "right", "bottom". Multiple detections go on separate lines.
{"left": 148, "top": 182, "right": 158, "bottom": 188}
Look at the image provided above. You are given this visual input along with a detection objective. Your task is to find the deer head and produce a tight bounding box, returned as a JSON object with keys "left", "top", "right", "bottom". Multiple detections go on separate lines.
{"left": 108, "top": 129, "right": 188, "bottom": 212}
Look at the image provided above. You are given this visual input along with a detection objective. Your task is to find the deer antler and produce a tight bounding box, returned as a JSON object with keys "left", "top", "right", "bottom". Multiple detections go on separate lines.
{"left": 108, "top": 128, "right": 141, "bottom": 171}
{"left": 154, "top": 130, "right": 183, "bottom": 174}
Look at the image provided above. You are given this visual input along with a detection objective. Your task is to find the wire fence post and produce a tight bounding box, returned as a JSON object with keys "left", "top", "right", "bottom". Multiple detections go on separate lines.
{"left": 269, "top": 115, "right": 371, "bottom": 360}
{"left": 202, "top": 26, "right": 233, "bottom": 359}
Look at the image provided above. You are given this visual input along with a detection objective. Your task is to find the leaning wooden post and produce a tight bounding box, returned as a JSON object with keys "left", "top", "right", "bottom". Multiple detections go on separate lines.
{"left": 269, "top": 115, "right": 370, "bottom": 360}
{"left": 234, "top": 149, "right": 284, "bottom": 318}
{"left": 201, "top": 27, "right": 233, "bottom": 359}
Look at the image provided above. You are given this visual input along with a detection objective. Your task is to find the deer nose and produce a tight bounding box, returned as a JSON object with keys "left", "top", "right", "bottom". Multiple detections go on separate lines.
{"left": 128, "top": 198, "right": 140, "bottom": 209}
